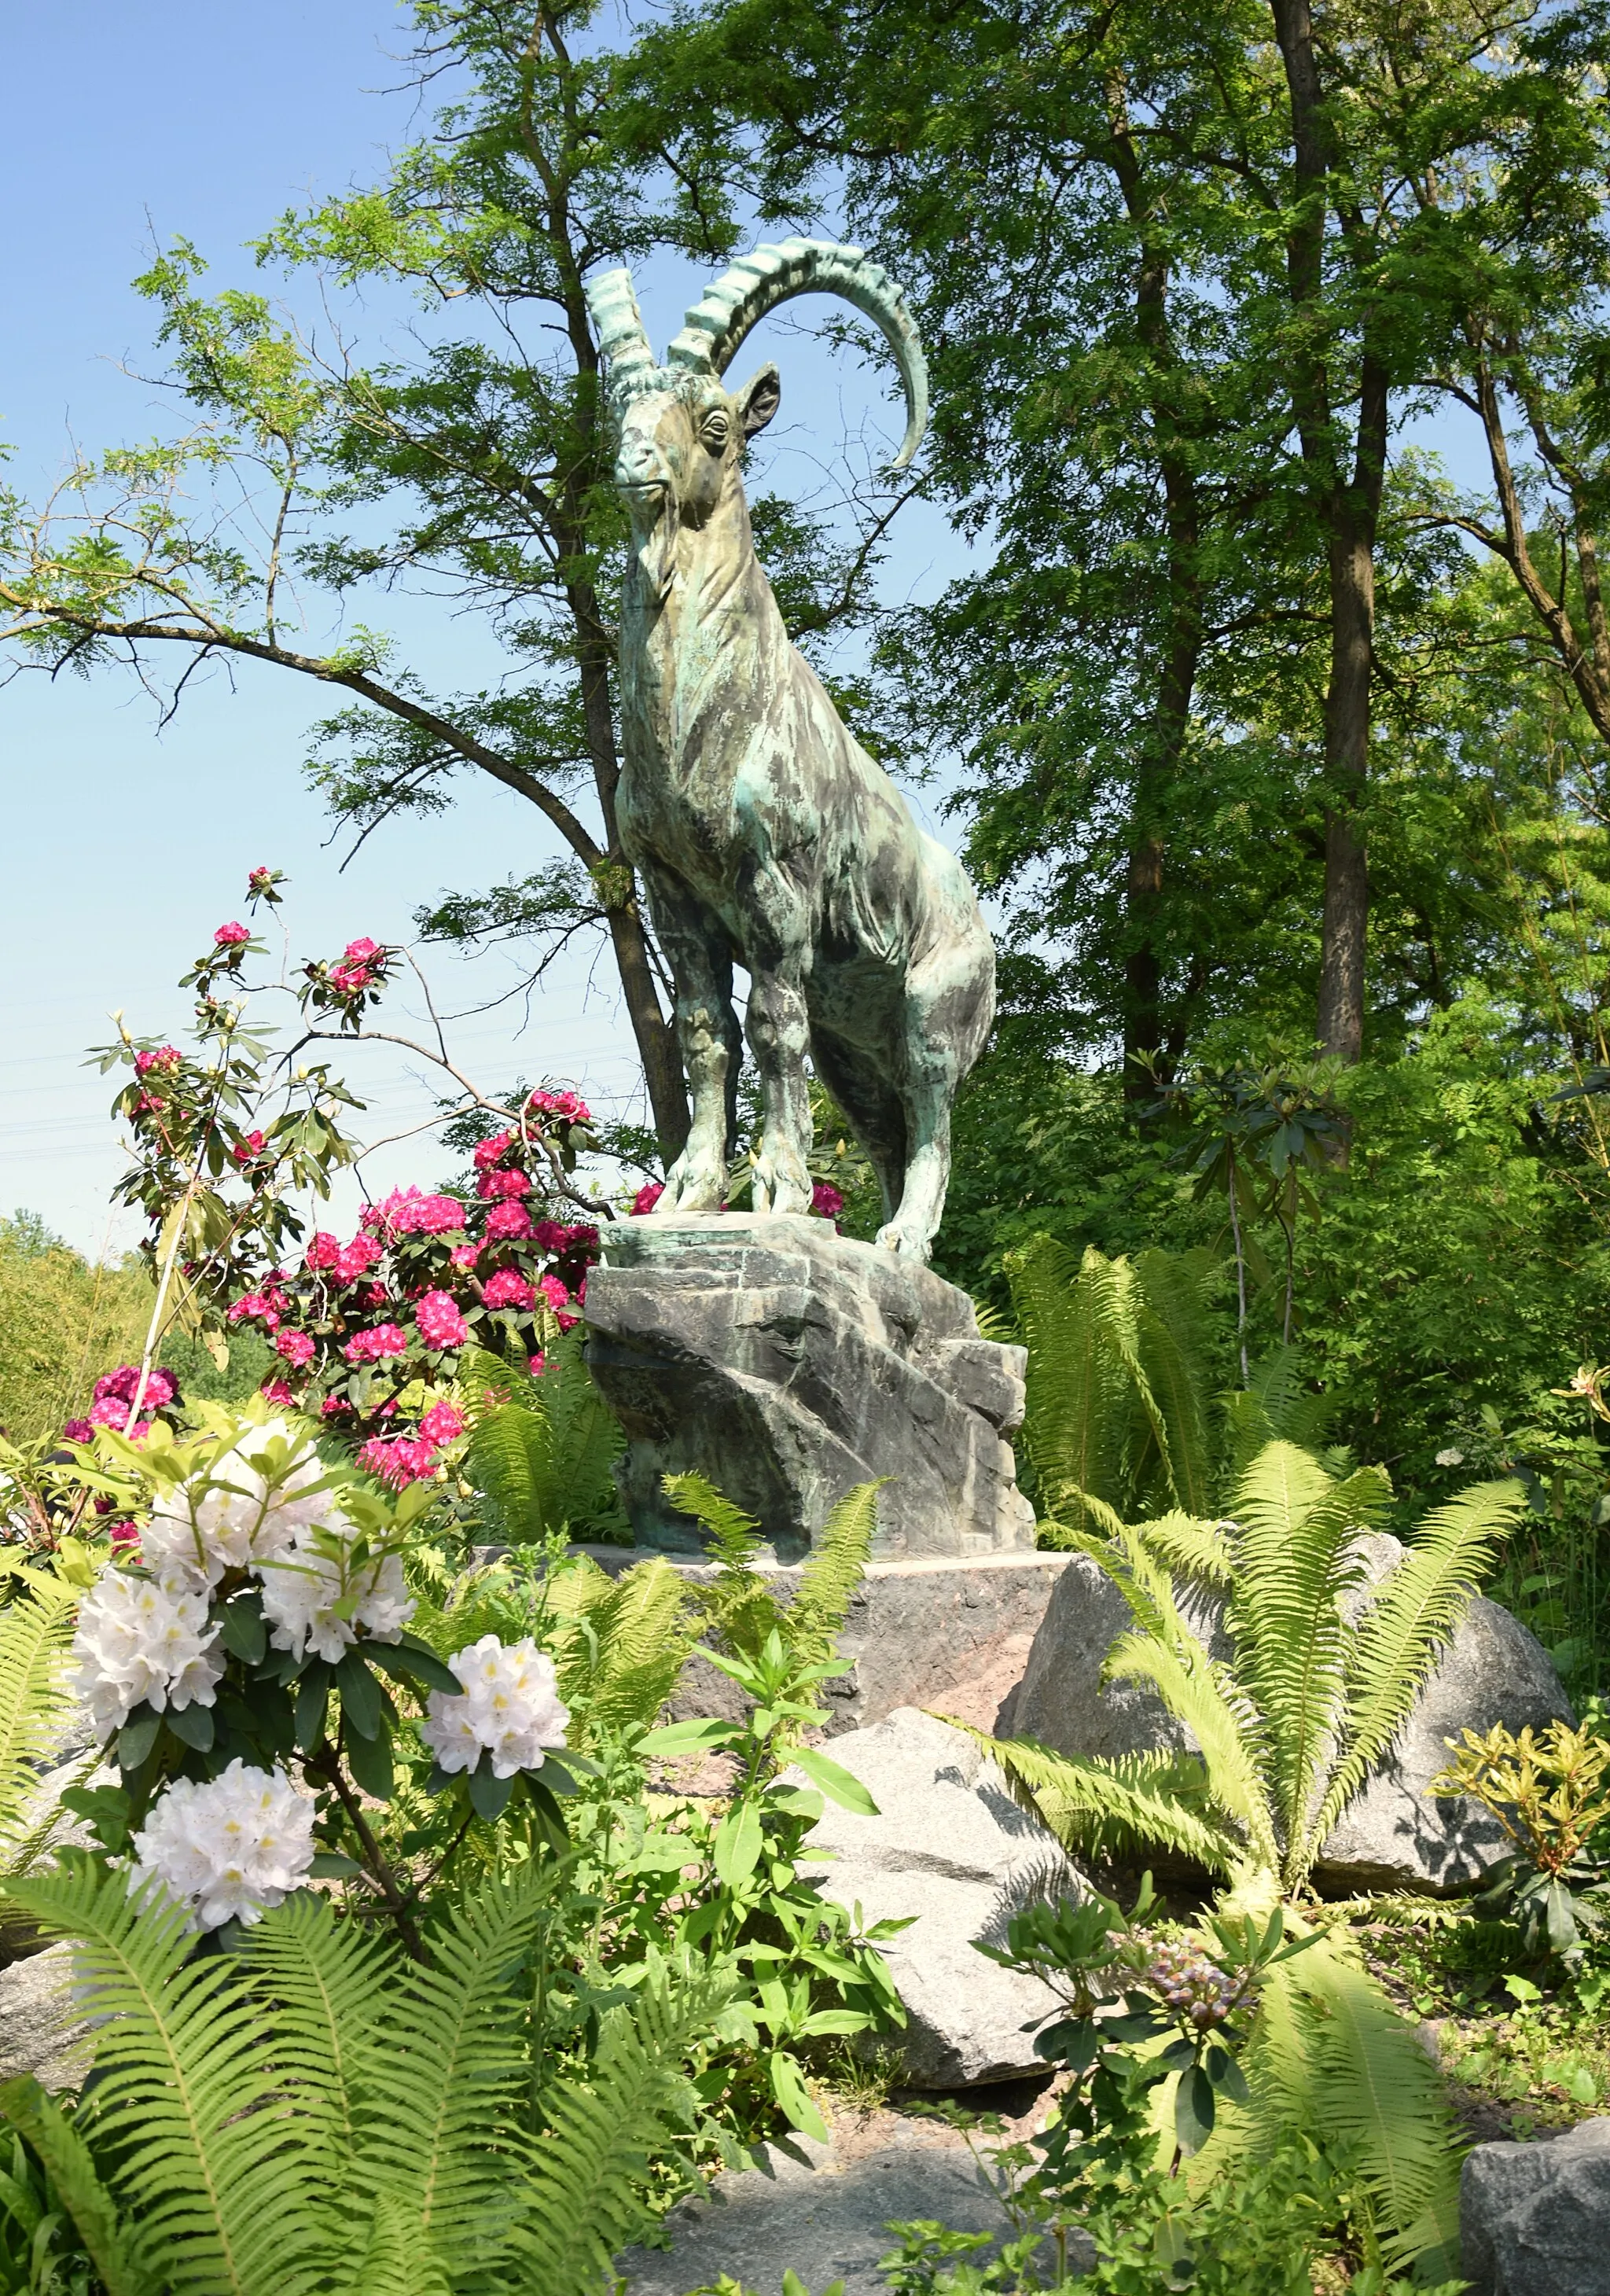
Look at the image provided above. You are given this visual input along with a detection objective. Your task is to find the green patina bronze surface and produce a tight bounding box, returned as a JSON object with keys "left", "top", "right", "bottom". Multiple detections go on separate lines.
{"left": 586, "top": 239, "right": 995, "bottom": 1261}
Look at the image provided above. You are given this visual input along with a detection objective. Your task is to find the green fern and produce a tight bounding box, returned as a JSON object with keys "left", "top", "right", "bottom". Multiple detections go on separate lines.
{"left": 507, "top": 1953, "right": 735, "bottom": 2294}
{"left": 0, "top": 2075, "right": 151, "bottom": 2296}
{"left": 545, "top": 1554, "right": 700, "bottom": 1745}
{"left": 663, "top": 1474, "right": 780, "bottom": 1661}
{"left": 1, "top": 1856, "right": 328, "bottom": 2296}
{"left": 0, "top": 1584, "right": 77, "bottom": 1854}
{"left": 785, "top": 1481, "right": 880, "bottom": 1668}
{"left": 461, "top": 1336, "right": 623, "bottom": 1544}
{"left": 947, "top": 1724, "right": 1239, "bottom": 1872}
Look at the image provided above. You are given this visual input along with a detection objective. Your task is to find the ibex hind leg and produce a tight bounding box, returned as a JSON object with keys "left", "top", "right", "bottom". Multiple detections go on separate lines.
{"left": 809, "top": 1027, "right": 908, "bottom": 1226}
{"left": 881, "top": 939, "right": 994, "bottom": 1260}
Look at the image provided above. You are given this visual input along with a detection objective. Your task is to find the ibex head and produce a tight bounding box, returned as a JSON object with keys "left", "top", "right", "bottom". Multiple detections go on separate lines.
{"left": 586, "top": 239, "right": 928, "bottom": 598}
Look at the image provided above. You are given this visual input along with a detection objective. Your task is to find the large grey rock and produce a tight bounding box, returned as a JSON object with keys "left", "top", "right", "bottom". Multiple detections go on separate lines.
{"left": 574, "top": 1545, "right": 1070, "bottom": 1739}
{"left": 0, "top": 1946, "right": 94, "bottom": 2092}
{"left": 584, "top": 1215, "right": 1035, "bottom": 1562}
{"left": 1461, "top": 2118, "right": 1610, "bottom": 2295}
{"left": 1002, "top": 1536, "right": 1572, "bottom": 1894}
{"left": 798, "top": 1707, "right": 1081, "bottom": 2086}
{"left": 618, "top": 2133, "right": 1086, "bottom": 2294}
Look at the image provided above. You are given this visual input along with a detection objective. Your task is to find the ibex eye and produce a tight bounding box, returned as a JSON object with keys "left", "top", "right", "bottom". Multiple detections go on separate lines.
{"left": 701, "top": 414, "right": 730, "bottom": 449}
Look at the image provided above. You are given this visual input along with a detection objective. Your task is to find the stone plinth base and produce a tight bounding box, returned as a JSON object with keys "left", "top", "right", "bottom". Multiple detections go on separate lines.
{"left": 583, "top": 1213, "right": 1035, "bottom": 1561}
{"left": 574, "top": 1545, "right": 1069, "bottom": 1738}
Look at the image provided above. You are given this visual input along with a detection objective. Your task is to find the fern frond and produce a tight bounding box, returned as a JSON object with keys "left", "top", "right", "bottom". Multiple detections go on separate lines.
{"left": 553, "top": 1558, "right": 698, "bottom": 1743}
{"left": 333, "top": 2191, "right": 454, "bottom": 2296}
{"left": 358, "top": 1858, "right": 564, "bottom": 2272}
{"left": 664, "top": 1474, "right": 782, "bottom": 1660}
{"left": 788, "top": 1481, "right": 880, "bottom": 1665}
{"left": 1132, "top": 1247, "right": 1217, "bottom": 1517}
{"left": 1227, "top": 1446, "right": 1392, "bottom": 1883}
{"left": 948, "top": 1725, "right": 1239, "bottom": 1874}
{"left": 461, "top": 1335, "right": 623, "bottom": 1542}
{"left": 2, "top": 1856, "right": 328, "bottom": 2296}
{"left": 505, "top": 1955, "right": 735, "bottom": 2295}
{"left": 243, "top": 1892, "right": 396, "bottom": 2154}
{"left": 1006, "top": 1235, "right": 1130, "bottom": 1535}
{"left": 1103, "top": 1631, "right": 1280, "bottom": 1871}
{"left": 0, "top": 2074, "right": 151, "bottom": 2296}
{"left": 0, "top": 1584, "right": 77, "bottom": 1852}
{"left": 1134, "top": 1513, "right": 1233, "bottom": 1592}
{"left": 1314, "top": 1477, "right": 1526, "bottom": 1856}
{"left": 661, "top": 1472, "right": 762, "bottom": 1563}
{"left": 1261, "top": 1937, "right": 1462, "bottom": 2271}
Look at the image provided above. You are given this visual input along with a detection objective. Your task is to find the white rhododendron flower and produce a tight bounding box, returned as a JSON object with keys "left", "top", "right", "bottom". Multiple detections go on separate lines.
{"left": 142, "top": 1418, "right": 329, "bottom": 1589}
{"left": 71, "top": 1569, "right": 223, "bottom": 1739}
{"left": 257, "top": 1511, "right": 414, "bottom": 1663}
{"left": 420, "top": 1636, "right": 570, "bottom": 1779}
{"left": 129, "top": 1760, "right": 315, "bottom": 1930}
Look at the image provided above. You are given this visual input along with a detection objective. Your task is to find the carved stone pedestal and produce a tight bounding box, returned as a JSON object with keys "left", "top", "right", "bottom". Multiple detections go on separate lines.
{"left": 583, "top": 1213, "right": 1036, "bottom": 1561}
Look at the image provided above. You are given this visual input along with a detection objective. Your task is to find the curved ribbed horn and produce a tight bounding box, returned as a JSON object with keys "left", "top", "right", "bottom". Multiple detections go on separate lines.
{"left": 666, "top": 237, "right": 928, "bottom": 471}
{"left": 585, "top": 267, "right": 659, "bottom": 403}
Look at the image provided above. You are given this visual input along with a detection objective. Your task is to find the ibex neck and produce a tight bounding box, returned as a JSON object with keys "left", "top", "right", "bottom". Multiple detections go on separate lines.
{"left": 622, "top": 486, "right": 785, "bottom": 772}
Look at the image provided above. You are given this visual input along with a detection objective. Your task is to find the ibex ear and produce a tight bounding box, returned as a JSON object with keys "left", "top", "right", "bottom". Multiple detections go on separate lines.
{"left": 734, "top": 363, "right": 781, "bottom": 438}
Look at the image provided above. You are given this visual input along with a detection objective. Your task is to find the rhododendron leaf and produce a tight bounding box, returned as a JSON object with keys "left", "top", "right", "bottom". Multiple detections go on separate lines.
{"left": 367, "top": 1640, "right": 461, "bottom": 1696}
{"left": 307, "top": 1850, "right": 362, "bottom": 1878}
{"left": 468, "top": 1764, "right": 514, "bottom": 1820}
{"left": 521, "top": 1775, "right": 570, "bottom": 1853}
{"left": 345, "top": 1721, "right": 395, "bottom": 1802}
{"left": 336, "top": 1651, "right": 384, "bottom": 1740}
{"left": 294, "top": 1661, "right": 333, "bottom": 1754}
{"left": 117, "top": 1709, "right": 161, "bottom": 1773}
{"left": 166, "top": 1700, "right": 215, "bottom": 1753}
{"left": 219, "top": 1592, "right": 267, "bottom": 1665}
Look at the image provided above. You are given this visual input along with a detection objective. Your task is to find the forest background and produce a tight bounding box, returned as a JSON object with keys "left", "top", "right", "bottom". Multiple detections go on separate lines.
{"left": 5, "top": 0, "right": 1610, "bottom": 1687}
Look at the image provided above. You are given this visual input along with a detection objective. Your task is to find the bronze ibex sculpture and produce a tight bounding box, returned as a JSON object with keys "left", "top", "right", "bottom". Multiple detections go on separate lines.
{"left": 586, "top": 240, "right": 994, "bottom": 1260}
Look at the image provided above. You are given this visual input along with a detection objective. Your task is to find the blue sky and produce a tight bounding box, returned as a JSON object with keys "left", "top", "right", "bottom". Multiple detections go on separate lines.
{"left": 0, "top": 3, "right": 961, "bottom": 1257}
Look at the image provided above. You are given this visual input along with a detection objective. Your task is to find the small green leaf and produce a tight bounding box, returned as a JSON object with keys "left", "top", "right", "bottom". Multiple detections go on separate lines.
{"left": 640, "top": 1717, "right": 738, "bottom": 1757}
{"left": 294, "top": 1664, "right": 332, "bottom": 1755}
{"left": 785, "top": 1745, "right": 878, "bottom": 1816}
{"left": 1174, "top": 2064, "right": 1215, "bottom": 2154}
{"left": 335, "top": 1651, "right": 384, "bottom": 1741}
{"left": 713, "top": 1801, "right": 764, "bottom": 1888}
{"left": 308, "top": 1852, "right": 362, "bottom": 1878}
{"left": 117, "top": 1708, "right": 162, "bottom": 1774}
{"left": 219, "top": 1594, "right": 267, "bottom": 1665}
{"left": 368, "top": 1639, "right": 461, "bottom": 1696}
{"left": 767, "top": 2049, "right": 829, "bottom": 2143}
{"left": 166, "top": 1701, "right": 215, "bottom": 1752}
{"left": 344, "top": 1724, "right": 394, "bottom": 1804}
{"left": 468, "top": 1764, "right": 514, "bottom": 1821}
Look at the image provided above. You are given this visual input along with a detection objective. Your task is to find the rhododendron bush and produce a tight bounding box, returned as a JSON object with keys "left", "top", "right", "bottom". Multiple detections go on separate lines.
{"left": 61, "top": 1402, "right": 579, "bottom": 1941}
{"left": 80, "top": 867, "right": 612, "bottom": 1490}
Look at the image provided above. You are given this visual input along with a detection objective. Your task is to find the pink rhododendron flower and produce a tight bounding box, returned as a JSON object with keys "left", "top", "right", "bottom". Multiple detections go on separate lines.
{"left": 362, "top": 1283, "right": 390, "bottom": 1309}
{"left": 527, "top": 1086, "right": 592, "bottom": 1124}
{"left": 227, "top": 1293, "right": 281, "bottom": 1332}
{"left": 230, "top": 1130, "right": 267, "bottom": 1167}
{"left": 344, "top": 1323, "right": 409, "bottom": 1365}
{"left": 213, "top": 921, "right": 251, "bottom": 947}
{"left": 108, "top": 1521, "right": 141, "bottom": 1552}
{"left": 130, "top": 1093, "right": 164, "bottom": 1117}
{"left": 476, "top": 1165, "right": 531, "bottom": 1201}
{"left": 89, "top": 1396, "right": 129, "bottom": 1430}
{"left": 631, "top": 1182, "right": 665, "bottom": 1216}
{"left": 305, "top": 1232, "right": 342, "bottom": 1271}
{"left": 527, "top": 1352, "right": 547, "bottom": 1379}
{"left": 366, "top": 1187, "right": 467, "bottom": 1238}
{"left": 539, "top": 1274, "right": 571, "bottom": 1315}
{"left": 329, "top": 961, "right": 373, "bottom": 994}
{"left": 276, "top": 1330, "right": 316, "bottom": 1368}
{"left": 247, "top": 866, "right": 277, "bottom": 897}
{"left": 359, "top": 1434, "right": 437, "bottom": 1488}
{"left": 343, "top": 937, "right": 380, "bottom": 962}
{"left": 259, "top": 1378, "right": 296, "bottom": 1407}
{"left": 416, "top": 1291, "right": 469, "bottom": 1350}
{"left": 483, "top": 1269, "right": 535, "bottom": 1311}
{"left": 335, "top": 1234, "right": 382, "bottom": 1285}
{"left": 125, "top": 1421, "right": 156, "bottom": 1444}
{"left": 321, "top": 1396, "right": 352, "bottom": 1420}
{"left": 133, "top": 1046, "right": 182, "bottom": 1079}
{"left": 484, "top": 1199, "right": 533, "bottom": 1242}
{"left": 472, "top": 1129, "right": 516, "bottom": 1172}
{"left": 811, "top": 1181, "right": 845, "bottom": 1220}
{"left": 61, "top": 1418, "right": 94, "bottom": 1444}
{"left": 450, "top": 1242, "right": 480, "bottom": 1270}
{"left": 419, "top": 1401, "right": 466, "bottom": 1448}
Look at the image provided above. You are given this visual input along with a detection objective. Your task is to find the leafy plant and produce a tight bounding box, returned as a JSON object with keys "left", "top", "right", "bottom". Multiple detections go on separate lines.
{"left": 0, "top": 1853, "right": 732, "bottom": 2296}
{"left": 1431, "top": 1718, "right": 1610, "bottom": 1962}
{"left": 1005, "top": 1237, "right": 1220, "bottom": 1535}
{"left": 461, "top": 1336, "right": 625, "bottom": 1547}
{"left": 961, "top": 1438, "right": 1527, "bottom": 2267}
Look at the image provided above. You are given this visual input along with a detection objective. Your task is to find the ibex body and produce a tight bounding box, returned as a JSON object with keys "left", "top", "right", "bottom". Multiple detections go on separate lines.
{"left": 588, "top": 241, "right": 994, "bottom": 1260}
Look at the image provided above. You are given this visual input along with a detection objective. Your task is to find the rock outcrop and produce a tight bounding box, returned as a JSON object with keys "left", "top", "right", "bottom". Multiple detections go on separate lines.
{"left": 1460, "top": 2118, "right": 1610, "bottom": 2296}
{"left": 583, "top": 1213, "right": 1036, "bottom": 1561}
{"left": 1001, "top": 1536, "right": 1571, "bottom": 1894}
{"left": 796, "top": 1706, "right": 1082, "bottom": 2085}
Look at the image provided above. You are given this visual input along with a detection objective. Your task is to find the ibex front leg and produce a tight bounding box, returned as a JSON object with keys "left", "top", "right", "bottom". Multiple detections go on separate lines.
{"left": 746, "top": 963, "right": 814, "bottom": 1216}
{"left": 646, "top": 868, "right": 741, "bottom": 1212}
